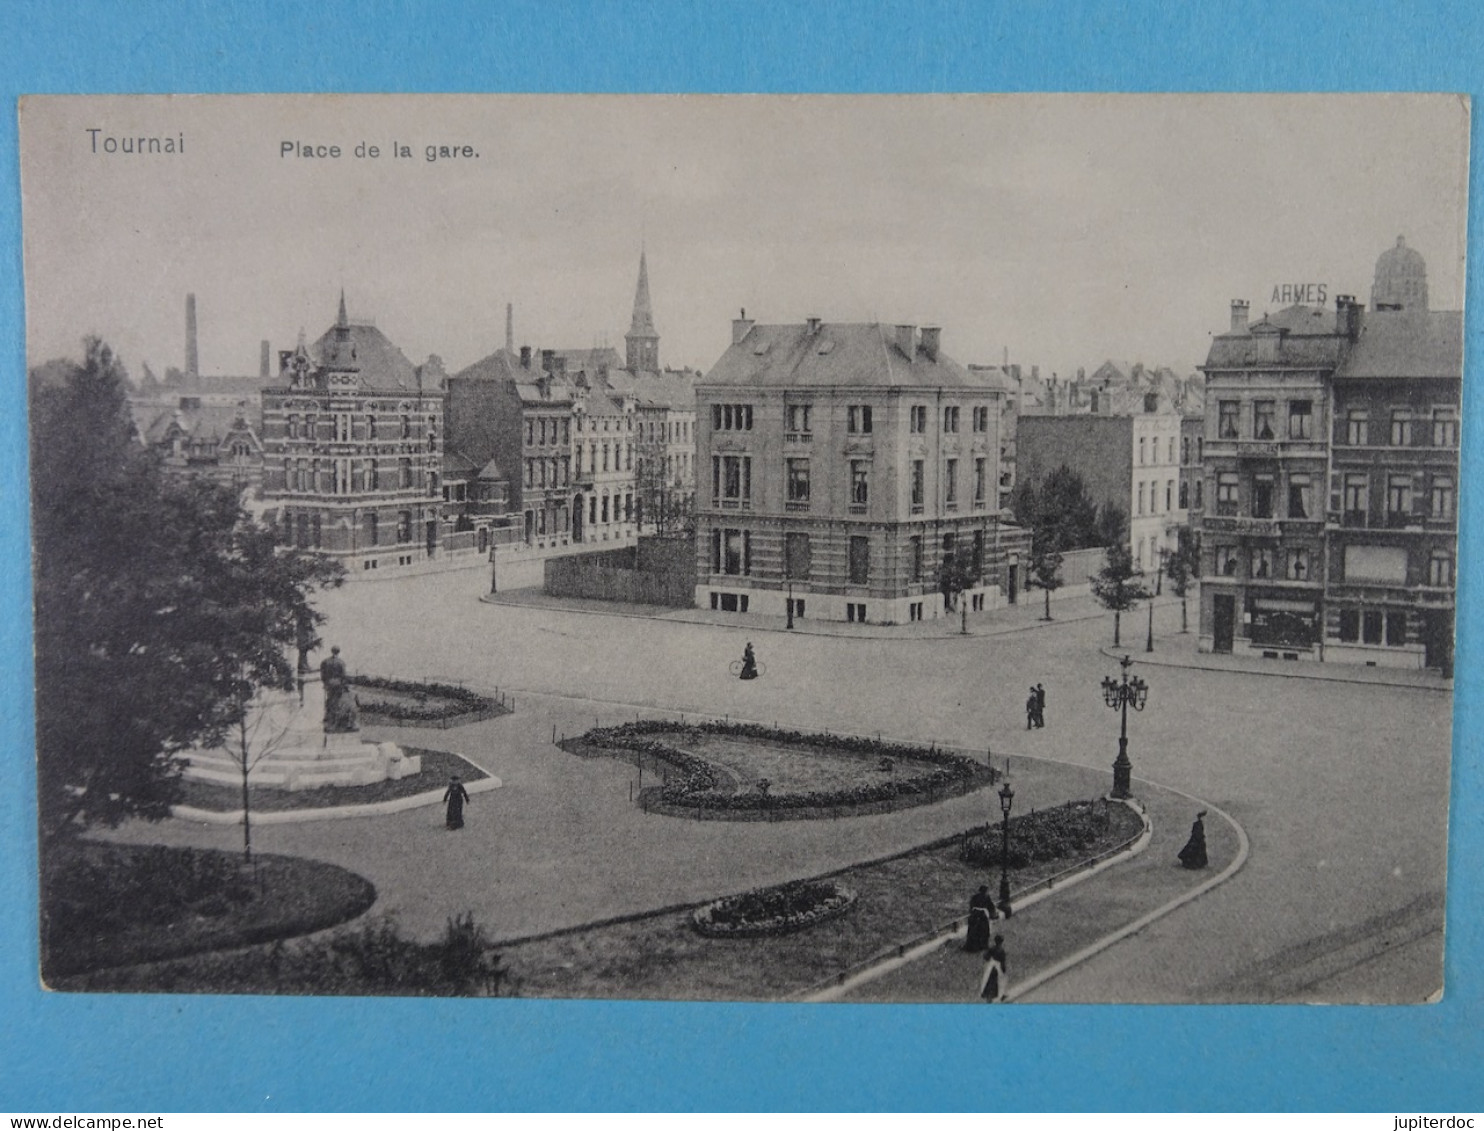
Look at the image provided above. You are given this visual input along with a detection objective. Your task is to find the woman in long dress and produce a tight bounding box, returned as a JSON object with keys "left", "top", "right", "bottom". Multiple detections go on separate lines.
{"left": 739, "top": 642, "right": 759, "bottom": 680}
{"left": 1177, "top": 810, "right": 1208, "bottom": 869}
{"left": 979, "top": 934, "right": 1008, "bottom": 1002}
{"left": 964, "top": 885, "right": 995, "bottom": 952}
{"left": 443, "top": 774, "right": 471, "bottom": 831}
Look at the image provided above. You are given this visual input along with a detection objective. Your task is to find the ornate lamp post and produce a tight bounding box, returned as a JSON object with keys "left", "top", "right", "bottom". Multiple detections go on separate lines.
{"left": 1101, "top": 654, "right": 1148, "bottom": 800}
{"left": 996, "top": 779, "right": 1015, "bottom": 917}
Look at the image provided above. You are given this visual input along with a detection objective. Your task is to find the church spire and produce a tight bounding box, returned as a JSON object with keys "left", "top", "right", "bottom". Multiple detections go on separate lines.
{"left": 337, "top": 288, "right": 349, "bottom": 328}
{"left": 625, "top": 249, "right": 659, "bottom": 371}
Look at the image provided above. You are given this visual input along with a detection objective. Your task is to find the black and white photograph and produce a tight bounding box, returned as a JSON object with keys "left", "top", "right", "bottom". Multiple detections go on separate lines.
{"left": 20, "top": 93, "right": 1467, "bottom": 1005}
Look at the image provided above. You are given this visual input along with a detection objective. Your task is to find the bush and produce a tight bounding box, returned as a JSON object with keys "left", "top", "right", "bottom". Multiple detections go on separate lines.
{"left": 693, "top": 879, "right": 857, "bottom": 938}
{"left": 959, "top": 800, "right": 1116, "bottom": 868}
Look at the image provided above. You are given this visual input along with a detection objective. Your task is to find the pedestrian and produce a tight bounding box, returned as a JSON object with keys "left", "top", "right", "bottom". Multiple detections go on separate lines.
{"left": 1034, "top": 683, "right": 1046, "bottom": 728}
{"left": 1178, "top": 810, "right": 1208, "bottom": 869}
{"left": 979, "top": 934, "right": 1009, "bottom": 1002}
{"left": 1026, "top": 688, "right": 1038, "bottom": 730}
{"left": 739, "top": 641, "right": 759, "bottom": 680}
{"left": 443, "top": 773, "right": 471, "bottom": 831}
{"left": 964, "top": 884, "right": 996, "bottom": 952}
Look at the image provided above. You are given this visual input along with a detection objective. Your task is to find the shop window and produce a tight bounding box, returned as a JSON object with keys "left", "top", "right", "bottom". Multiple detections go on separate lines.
{"left": 1386, "top": 612, "right": 1408, "bottom": 647}
{"left": 1363, "top": 611, "right": 1384, "bottom": 645}
{"left": 1338, "top": 610, "right": 1360, "bottom": 642}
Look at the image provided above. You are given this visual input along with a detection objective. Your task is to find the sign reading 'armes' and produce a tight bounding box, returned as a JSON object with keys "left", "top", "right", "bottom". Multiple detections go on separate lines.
{"left": 1271, "top": 282, "right": 1329, "bottom": 305}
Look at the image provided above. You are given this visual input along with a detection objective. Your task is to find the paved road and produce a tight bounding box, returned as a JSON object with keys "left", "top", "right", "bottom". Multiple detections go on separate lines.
{"left": 119, "top": 568, "right": 1451, "bottom": 1002}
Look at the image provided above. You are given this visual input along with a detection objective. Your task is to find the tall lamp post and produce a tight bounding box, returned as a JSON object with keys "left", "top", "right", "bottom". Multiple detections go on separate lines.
{"left": 996, "top": 779, "right": 1015, "bottom": 917}
{"left": 1101, "top": 654, "right": 1148, "bottom": 800}
{"left": 786, "top": 580, "right": 795, "bottom": 630}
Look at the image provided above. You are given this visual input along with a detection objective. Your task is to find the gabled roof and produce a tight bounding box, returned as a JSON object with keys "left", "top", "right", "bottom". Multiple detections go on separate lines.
{"left": 701, "top": 323, "right": 989, "bottom": 391}
{"left": 1338, "top": 309, "right": 1462, "bottom": 380}
{"left": 441, "top": 447, "right": 482, "bottom": 479}
{"left": 137, "top": 401, "right": 261, "bottom": 449}
{"left": 311, "top": 322, "right": 421, "bottom": 391}
{"left": 1203, "top": 305, "right": 1350, "bottom": 370}
{"left": 477, "top": 458, "right": 508, "bottom": 482}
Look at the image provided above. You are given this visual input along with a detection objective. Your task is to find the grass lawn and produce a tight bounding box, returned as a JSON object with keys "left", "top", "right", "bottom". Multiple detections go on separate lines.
{"left": 177, "top": 747, "right": 487, "bottom": 812}
{"left": 674, "top": 732, "right": 943, "bottom": 794}
{"left": 43, "top": 841, "right": 377, "bottom": 983}
{"left": 498, "top": 800, "right": 1143, "bottom": 1001}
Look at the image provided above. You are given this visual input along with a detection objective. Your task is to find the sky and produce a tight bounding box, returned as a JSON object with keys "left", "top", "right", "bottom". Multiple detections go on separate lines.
{"left": 19, "top": 94, "right": 1470, "bottom": 383}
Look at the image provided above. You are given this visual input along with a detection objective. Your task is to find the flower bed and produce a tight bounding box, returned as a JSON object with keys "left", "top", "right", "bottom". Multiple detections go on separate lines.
{"left": 692, "top": 878, "right": 857, "bottom": 938}
{"left": 577, "top": 720, "right": 995, "bottom": 820}
{"left": 958, "top": 799, "right": 1114, "bottom": 868}
{"left": 350, "top": 676, "right": 511, "bottom": 727}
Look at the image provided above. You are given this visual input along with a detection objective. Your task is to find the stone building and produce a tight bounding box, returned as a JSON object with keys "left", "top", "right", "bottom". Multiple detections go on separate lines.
{"left": 694, "top": 316, "right": 1029, "bottom": 624}
{"left": 1197, "top": 237, "right": 1461, "bottom": 670}
{"left": 260, "top": 294, "right": 445, "bottom": 574}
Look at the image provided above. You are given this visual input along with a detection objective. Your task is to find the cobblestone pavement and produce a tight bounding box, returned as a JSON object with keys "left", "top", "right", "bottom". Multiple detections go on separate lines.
{"left": 108, "top": 568, "right": 1453, "bottom": 1001}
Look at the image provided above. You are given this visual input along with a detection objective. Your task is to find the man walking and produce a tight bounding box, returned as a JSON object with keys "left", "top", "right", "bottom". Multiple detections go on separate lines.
{"left": 1034, "top": 683, "right": 1046, "bottom": 728}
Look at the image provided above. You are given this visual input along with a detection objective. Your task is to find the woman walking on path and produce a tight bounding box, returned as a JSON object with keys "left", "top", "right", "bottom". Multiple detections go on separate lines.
{"left": 1178, "top": 810, "right": 1208, "bottom": 869}
{"left": 443, "top": 774, "right": 471, "bottom": 831}
{"left": 979, "top": 934, "right": 1009, "bottom": 1002}
{"left": 964, "top": 885, "right": 997, "bottom": 952}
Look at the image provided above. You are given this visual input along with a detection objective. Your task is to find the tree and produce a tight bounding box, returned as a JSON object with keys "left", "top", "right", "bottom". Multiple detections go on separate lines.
{"left": 1090, "top": 532, "right": 1151, "bottom": 648}
{"left": 31, "top": 338, "right": 344, "bottom": 845}
{"left": 1012, "top": 477, "right": 1068, "bottom": 620}
{"left": 1012, "top": 466, "right": 1106, "bottom": 551}
{"left": 1165, "top": 526, "right": 1201, "bottom": 634}
{"left": 940, "top": 545, "right": 979, "bottom": 634}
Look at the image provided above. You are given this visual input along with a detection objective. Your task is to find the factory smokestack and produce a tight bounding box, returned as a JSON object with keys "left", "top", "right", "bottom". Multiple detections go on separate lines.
{"left": 185, "top": 293, "right": 199, "bottom": 378}
{"left": 506, "top": 303, "right": 514, "bottom": 355}
{"left": 260, "top": 339, "right": 271, "bottom": 379}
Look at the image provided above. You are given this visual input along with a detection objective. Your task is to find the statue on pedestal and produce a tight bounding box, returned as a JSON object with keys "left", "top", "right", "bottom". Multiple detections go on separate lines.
{"left": 319, "top": 646, "right": 360, "bottom": 733}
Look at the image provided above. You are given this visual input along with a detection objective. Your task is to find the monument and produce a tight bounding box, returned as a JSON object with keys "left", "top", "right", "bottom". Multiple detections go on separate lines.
{"left": 183, "top": 645, "right": 422, "bottom": 791}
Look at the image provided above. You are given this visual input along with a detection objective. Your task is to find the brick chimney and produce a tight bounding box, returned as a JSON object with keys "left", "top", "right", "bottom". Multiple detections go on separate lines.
{"left": 805, "top": 316, "right": 822, "bottom": 335}
{"left": 505, "top": 303, "right": 514, "bottom": 355}
{"left": 732, "top": 308, "right": 755, "bottom": 345}
{"left": 541, "top": 349, "right": 555, "bottom": 374}
{"left": 1336, "top": 294, "right": 1363, "bottom": 341}
{"left": 259, "top": 339, "right": 270, "bottom": 379}
{"left": 520, "top": 345, "right": 532, "bottom": 369}
{"left": 895, "top": 324, "right": 916, "bottom": 359}
{"left": 919, "top": 326, "right": 941, "bottom": 361}
{"left": 185, "top": 293, "right": 199, "bottom": 378}
{"left": 1230, "top": 299, "right": 1250, "bottom": 333}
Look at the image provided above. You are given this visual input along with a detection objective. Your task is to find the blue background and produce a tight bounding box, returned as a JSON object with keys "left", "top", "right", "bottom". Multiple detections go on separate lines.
{"left": 1, "top": 0, "right": 1480, "bottom": 1113}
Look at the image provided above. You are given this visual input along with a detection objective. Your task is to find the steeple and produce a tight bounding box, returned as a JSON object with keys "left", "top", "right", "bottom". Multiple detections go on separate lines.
{"left": 337, "top": 288, "right": 349, "bottom": 328}
{"left": 625, "top": 249, "right": 659, "bottom": 371}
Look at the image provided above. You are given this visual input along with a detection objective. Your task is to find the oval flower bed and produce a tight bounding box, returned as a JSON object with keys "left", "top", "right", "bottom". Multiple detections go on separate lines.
{"left": 578, "top": 720, "right": 995, "bottom": 820}
{"left": 692, "top": 878, "right": 857, "bottom": 939}
{"left": 350, "top": 676, "right": 511, "bottom": 727}
{"left": 959, "top": 799, "right": 1115, "bottom": 868}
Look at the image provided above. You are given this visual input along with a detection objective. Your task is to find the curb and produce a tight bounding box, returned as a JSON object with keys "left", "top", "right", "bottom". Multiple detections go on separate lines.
{"left": 171, "top": 774, "right": 503, "bottom": 825}
{"left": 1005, "top": 793, "right": 1250, "bottom": 1002}
{"left": 1098, "top": 644, "right": 1451, "bottom": 693}
{"left": 801, "top": 795, "right": 1155, "bottom": 1003}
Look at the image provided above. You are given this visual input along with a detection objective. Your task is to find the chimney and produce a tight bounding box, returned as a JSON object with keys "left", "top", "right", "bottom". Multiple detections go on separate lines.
{"left": 919, "top": 326, "right": 941, "bottom": 361}
{"left": 732, "top": 308, "right": 755, "bottom": 345}
{"left": 505, "top": 303, "right": 514, "bottom": 355}
{"left": 520, "top": 345, "right": 532, "bottom": 370}
{"left": 259, "top": 339, "right": 271, "bottom": 379}
{"left": 1336, "top": 294, "right": 1362, "bottom": 341}
{"left": 552, "top": 356, "right": 567, "bottom": 379}
{"left": 1230, "top": 299, "right": 1250, "bottom": 333}
{"left": 806, "top": 316, "right": 822, "bottom": 335}
{"left": 895, "top": 324, "right": 916, "bottom": 359}
{"left": 185, "top": 293, "right": 199, "bottom": 378}
{"left": 541, "top": 349, "right": 555, "bottom": 374}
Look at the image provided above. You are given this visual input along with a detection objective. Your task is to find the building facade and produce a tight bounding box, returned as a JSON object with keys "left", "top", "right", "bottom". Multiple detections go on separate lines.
{"left": 1197, "top": 238, "right": 1461, "bottom": 670}
{"left": 695, "top": 317, "right": 1029, "bottom": 624}
{"left": 260, "top": 294, "right": 445, "bottom": 574}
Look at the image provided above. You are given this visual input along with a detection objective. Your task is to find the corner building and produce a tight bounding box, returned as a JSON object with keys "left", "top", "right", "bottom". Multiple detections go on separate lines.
{"left": 695, "top": 317, "right": 1029, "bottom": 624}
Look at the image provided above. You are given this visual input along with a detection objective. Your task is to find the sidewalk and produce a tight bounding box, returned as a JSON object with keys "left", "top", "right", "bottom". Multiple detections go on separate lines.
{"left": 832, "top": 775, "right": 1245, "bottom": 1003}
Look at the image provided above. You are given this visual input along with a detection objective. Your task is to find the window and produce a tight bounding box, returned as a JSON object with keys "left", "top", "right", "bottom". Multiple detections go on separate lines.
{"left": 287, "top": 415, "right": 300, "bottom": 440}
{"left": 1432, "top": 409, "right": 1458, "bottom": 447}
{"left": 336, "top": 412, "right": 351, "bottom": 442}
{"left": 910, "top": 405, "right": 927, "bottom": 433}
{"left": 1218, "top": 401, "right": 1239, "bottom": 439}
{"left": 1390, "top": 410, "right": 1413, "bottom": 447}
{"left": 1181, "top": 436, "right": 1190, "bottom": 465}
{"left": 1216, "top": 545, "right": 1240, "bottom": 577}
{"left": 1135, "top": 538, "right": 1145, "bottom": 569}
{"left": 973, "top": 406, "right": 989, "bottom": 432}
{"left": 1195, "top": 479, "right": 1203, "bottom": 508}
{"left": 713, "top": 403, "right": 754, "bottom": 431}
{"left": 784, "top": 532, "right": 811, "bottom": 580}
{"left": 1343, "top": 474, "right": 1368, "bottom": 526}
{"left": 721, "top": 529, "right": 750, "bottom": 575}
{"left": 1168, "top": 437, "right": 1176, "bottom": 464}
{"left": 1251, "top": 476, "right": 1274, "bottom": 519}
{"left": 1216, "top": 472, "right": 1239, "bottom": 516}
{"left": 1137, "top": 481, "right": 1146, "bottom": 516}
{"left": 910, "top": 460, "right": 924, "bottom": 511}
{"left": 975, "top": 458, "right": 987, "bottom": 505}
{"left": 400, "top": 458, "right": 413, "bottom": 489}
{"left": 602, "top": 444, "right": 609, "bottom": 472}
{"left": 401, "top": 415, "right": 411, "bottom": 440}
{"left": 787, "top": 404, "right": 812, "bottom": 434}
{"left": 848, "top": 536, "right": 870, "bottom": 585}
{"left": 1429, "top": 553, "right": 1454, "bottom": 587}
{"left": 1363, "top": 611, "right": 1384, "bottom": 645}
{"left": 972, "top": 530, "right": 985, "bottom": 576}
{"left": 397, "top": 510, "right": 412, "bottom": 542}
{"left": 1287, "top": 474, "right": 1312, "bottom": 520}
{"left": 943, "top": 406, "right": 960, "bottom": 433}
{"left": 1430, "top": 477, "right": 1455, "bottom": 520}
{"left": 1288, "top": 400, "right": 1313, "bottom": 440}
{"left": 786, "top": 458, "right": 811, "bottom": 506}
{"left": 1166, "top": 480, "right": 1174, "bottom": 512}
{"left": 1338, "top": 609, "right": 1360, "bottom": 642}
{"left": 944, "top": 458, "right": 958, "bottom": 506}
{"left": 1250, "top": 547, "right": 1274, "bottom": 579}
{"left": 1386, "top": 474, "right": 1412, "bottom": 525}
{"left": 848, "top": 405, "right": 873, "bottom": 434}
{"left": 1253, "top": 401, "right": 1275, "bottom": 440}
{"left": 1386, "top": 612, "right": 1408, "bottom": 647}
{"left": 1287, "top": 547, "right": 1310, "bottom": 581}
{"left": 714, "top": 455, "right": 752, "bottom": 506}
{"left": 910, "top": 535, "right": 923, "bottom": 582}
{"left": 1179, "top": 480, "right": 1189, "bottom": 509}
{"left": 850, "top": 460, "right": 870, "bottom": 508}
{"left": 1346, "top": 410, "right": 1368, "bottom": 446}
{"left": 601, "top": 495, "right": 609, "bottom": 523}
{"left": 1138, "top": 437, "right": 1146, "bottom": 465}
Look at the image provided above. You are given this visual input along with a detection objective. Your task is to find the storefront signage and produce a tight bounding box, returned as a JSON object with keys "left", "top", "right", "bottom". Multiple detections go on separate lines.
{"left": 1270, "top": 283, "right": 1328, "bottom": 305}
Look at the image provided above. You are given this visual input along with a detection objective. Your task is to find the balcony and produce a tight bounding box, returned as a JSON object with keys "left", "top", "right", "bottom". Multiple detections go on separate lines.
{"left": 785, "top": 500, "right": 810, "bottom": 512}
{"left": 784, "top": 432, "right": 813, "bottom": 444}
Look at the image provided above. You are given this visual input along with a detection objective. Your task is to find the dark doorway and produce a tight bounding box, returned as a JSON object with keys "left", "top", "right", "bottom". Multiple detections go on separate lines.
{"left": 1423, "top": 609, "right": 1454, "bottom": 676}
{"left": 426, "top": 519, "right": 438, "bottom": 557}
{"left": 1213, "top": 594, "right": 1235, "bottom": 653}
{"left": 1007, "top": 564, "right": 1019, "bottom": 604}
{"left": 572, "top": 494, "right": 584, "bottom": 542}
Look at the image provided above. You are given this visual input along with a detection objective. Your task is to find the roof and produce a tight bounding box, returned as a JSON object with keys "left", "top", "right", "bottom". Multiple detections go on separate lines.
{"left": 441, "top": 447, "right": 481, "bottom": 479}
{"left": 1337, "top": 309, "right": 1462, "bottom": 381}
{"left": 136, "top": 401, "right": 260, "bottom": 447}
{"left": 700, "top": 323, "right": 991, "bottom": 391}
{"left": 157, "top": 372, "right": 266, "bottom": 399}
{"left": 311, "top": 322, "right": 421, "bottom": 391}
{"left": 477, "top": 458, "right": 508, "bottom": 481}
{"left": 1203, "top": 304, "right": 1350, "bottom": 370}
{"left": 601, "top": 365, "right": 699, "bottom": 410}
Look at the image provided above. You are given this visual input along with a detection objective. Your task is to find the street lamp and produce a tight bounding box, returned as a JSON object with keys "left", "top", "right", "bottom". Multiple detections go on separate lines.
{"left": 786, "top": 580, "right": 795, "bottom": 630}
{"left": 1146, "top": 593, "right": 1155, "bottom": 653}
{"left": 1101, "top": 654, "right": 1148, "bottom": 799}
{"left": 996, "top": 779, "right": 1015, "bottom": 917}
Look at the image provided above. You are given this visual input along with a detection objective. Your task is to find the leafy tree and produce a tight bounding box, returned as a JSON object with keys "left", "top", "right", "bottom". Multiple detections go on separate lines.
{"left": 1012, "top": 466, "right": 1107, "bottom": 551}
{"left": 31, "top": 338, "right": 344, "bottom": 846}
{"left": 1095, "top": 502, "right": 1128, "bottom": 550}
{"left": 1012, "top": 477, "right": 1067, "bottom": 620}
{"left": 1090, "top": 527, "right": 1150, "bottom": 648}
{"left": 940, "top": 545, "right": 979, "bottom": 634}
{"left": 1165, "top": 526, "right": 1201, "bottom": 634}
